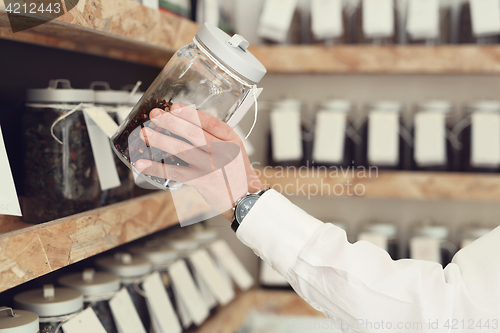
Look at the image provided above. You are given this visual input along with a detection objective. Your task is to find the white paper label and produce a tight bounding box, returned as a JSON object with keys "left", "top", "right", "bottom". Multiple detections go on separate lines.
{"left": 362, "top": 0, "right": 395, "bottom": 38}
{"left": 470, "top": 0, "right": 500, "bottom": 36}
{"left": 234, "top": 126, "right": 255, "bottom": 156}
{"left": 259, "top": 260, "right": 289, "bottom": 286}
{"left": 471, "top": 112, "right": 500, "bottom": 168}
{"left": 313, "top": 111, "right": 347, "bottom": 164}
{"left": 209, "top": 239, "right": 254, "bottom": 291}
{"left": 188, "top": 249, "right": 235, "bottom": 306}
{"left": 0, "top": 126, "right": 21, "bottom": 216}
{"left": 410, "top": 237, "right": 441, "bottom": 263}
{"left": 414, "top": 112, "right": 446, "bottom": 167}
{"left": 258, "top": 0, "right": 299, "bottom": 43}
{"left": 83, "top": 106, "right": 119, "bottom": 139}
{"left": 167, "top": 260, "right": 209, "bottom": 326}
{"left": 368, "top": 111, "right": 400, "bottom": 166}
{"left": 109, "top": 289, "right": 146, "bottom": 333}
{"left": 311, "top": 0, "right": 344, "bottom": 39}
{"left": 193, "top": 267, "right": 218, "bottom": 309}
{"left": 115, "top": 106, "right": 134, "bottom": 124}
{"left": 62, "top": 308, "right": 107, "bottom": 333}
{"left": 83, "top": 109, "right": 121, "bottom": 191}
{"left": 271, "top": 109, "right": 303, "bottom": 162}
{"left": 142, "top": 0, "right": 159, "bottom": 9}
{"left": 407, "top": 0, "right": 439, "bottom": 39}
{"left": 143, "top": 272, "right": 182, "bottom": 333}
{"left": 226, "top": 88, "right": 263, "bottom": 129}
{"left": 358, "top": 232, "right": 388, "bottom": 251}
{"left": 172, "top": 284, "right": 193, "bottom": 329}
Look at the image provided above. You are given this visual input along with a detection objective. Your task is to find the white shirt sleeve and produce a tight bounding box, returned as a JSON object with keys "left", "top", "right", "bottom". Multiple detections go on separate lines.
{"left": 236, "top": 190, "right": 500, "bottom": 333}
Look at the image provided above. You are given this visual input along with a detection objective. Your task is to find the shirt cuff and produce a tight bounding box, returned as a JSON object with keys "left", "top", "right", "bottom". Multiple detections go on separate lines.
{"left": 236, "top": 189, "right": 324, "bottom": 277}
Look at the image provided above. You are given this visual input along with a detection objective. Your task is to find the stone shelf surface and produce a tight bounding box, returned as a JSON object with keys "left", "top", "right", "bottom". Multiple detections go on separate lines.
{"left": 0, "top": 189, "right": 211, "bottom": 293}
{"left": 257, "top": 168, "right": 500, "bottom": 202}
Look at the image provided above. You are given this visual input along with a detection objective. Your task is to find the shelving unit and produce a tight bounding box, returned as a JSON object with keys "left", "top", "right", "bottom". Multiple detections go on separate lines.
{"left": 258, "top": 169, "right": 500, "bottom": 202}
{"left": 0, "top": 190, "right": 211, "bottom": 293}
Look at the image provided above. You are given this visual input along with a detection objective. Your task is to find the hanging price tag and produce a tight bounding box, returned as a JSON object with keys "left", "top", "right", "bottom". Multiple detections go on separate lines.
{"left": 143, "top": 272, "right": 182, "bottom": 333}
{"left": 470, "top": 0, "right": 500, "bottom": 36}
{"left": 209, "top": 239, "right": 254, "bottom": 291}
{"left": 414, "top": 112, "right": 446, "bottom": 167}
{"left": 362, "top": 0, "right": 394, "bottom": 38}
{"left": 368, "top": 111, "right": 400, "bottom": 166}
{"left": 471, "top": 112, "right": 500, "bottom": 168}
{"left": 311, "top": 0, "right": 344, "bottom": 40}
{"left": 410, "top": 237, "right": 441, "bottom": 263}
{"left": 115, "top": 106, "right": 134, "bottom": 124}
{"left": 0, "top": 125, "right": 21, "bottom": 216}
{"left": 271, "top": 109, "right": 303, "bottom": 162}
{"left": 83, "top": 106, "right": 119, "bottom": 139}
{"left": 193, "top": 267, "right": 218, "bottom": 309}
{"left": 83, "top": 107, "right": 121, "bottom": 191}
{"left": 258, "top": 0, "right": 299, "bottom": 43}
{"left": 109, "top": 289, "right": 146, "bottom": 333}
{"left": 142, "top": 0, "right": 159, "bottom": 10}
{"left": 406, "top": 0, "right": 439, "bottom": 39}
{"left": 62, "top": 308, "right": 107, "bottom": 333}
{"left": 358, "top": 232, "right": 388, "bottom": 252}
{"left": 188, "top": 248, "right": 235, "bottom": 306}
{"left": 313, "top": 111, "right": 347, "bottom": 164}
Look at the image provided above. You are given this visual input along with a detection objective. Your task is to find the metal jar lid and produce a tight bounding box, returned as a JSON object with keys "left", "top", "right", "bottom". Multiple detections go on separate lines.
{"left": 95, "top": 253, "right": 152, "bottom": 278}
{"left": 195, "top": 22, "right": 266, "bottom": 84}
{"left": 14, "top": 285, "right": 83, "bottom": 317}
{"left": 321, "top": 99, "right": 352, "bottom": 113}
{"left": 129, "top": 245, "right": 178, "bottom": 265}
{"left": 58, "top": 269, "right": 120, "bottom": 296}
{"left": 26, "top": 79, "right": 94, "bottom": 103}
{"left": 192, "top": 229, "right": 218, "bottom": 244}
{"left": 90, "top": 81, "right": 130, "bottom": 105}
{"left": 0, "top": 307, "right": 39, "bottom": 333}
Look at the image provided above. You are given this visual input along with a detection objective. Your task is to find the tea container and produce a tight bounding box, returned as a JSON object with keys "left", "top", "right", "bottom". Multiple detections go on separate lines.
{"left": 23, "top": 79, "right": 99, "bottom": 223}
{"left": 410, "top": 222, "right": 456, "bottom": 266}
{"left": 459, "top": 1, "right": 500, "bottom": 44}
{"left": 0, "top": 307, "right": 39, "bottom": 333}
{"left": 351, "top": 0, "right": 398, "bottom": 44}
{"left": 404, "top": 0, "right": 452, "bottom": 45}
{"left": 58, "top": 269, "right": 120, "bottom": 333}
{"left": 358, "top": 222, "right": 399, "bottom": 259}
{"left": 460, "top": 225, "right": 493, "bottom": 248}
{"left": 14, "top": 285, "right": 83, "bottom": 333}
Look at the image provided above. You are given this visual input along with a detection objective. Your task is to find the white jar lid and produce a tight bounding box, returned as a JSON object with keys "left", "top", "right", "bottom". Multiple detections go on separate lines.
{"left": 467, "top": 100, "right": 500, "bottom": 112}
{"left": 14, "top": 286, "right": 83, "bottom": 317}
{"left": 364, "top": 223, "right": 398, "bottom": 239}
{"left": 464, "top": 227, "right": 493, "bottom": 240}
{"left": 27, "top": 79, "right": 94, "bottom": 103}
{"left": 369, "top": 101, "right": 403, "bottom": 112}
{"left": 415, "top": 225, "right": 449, "bottom": 240}
{"left": 195, "top": 22, "right": 266, "bottom": 84}
{"left": 0, "top": 307, "right": 39, "bottom": 333}
{"left": 129, "top": 245, "right": 178, "bottom": 265}
{"left": 192, "top": 229, "right": 218, "bottom": 243}
{"left": 95, "top": 253, "right": 152, "bottom": 278}
{"left": 169, "top": 238, "right": 199, "bottom": 252}
{"left": 274, "top": 99, "right": 302, "bottom": 110}
{"left": 417, "top": 100, "right": 452, "bottom": 113}
{"left": 58, "top": 269, "right": 120, "bottom": 296}
{"left": 90, "top": 81, "right": 130, "bottom": 105}
{"left": 321, "top": 99, "right": 352, "bottom": 113}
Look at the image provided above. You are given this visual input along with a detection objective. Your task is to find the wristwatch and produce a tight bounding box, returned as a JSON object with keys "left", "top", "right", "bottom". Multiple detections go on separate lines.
{"left": 231, "top": 189, "right": 268, "bottom": 232}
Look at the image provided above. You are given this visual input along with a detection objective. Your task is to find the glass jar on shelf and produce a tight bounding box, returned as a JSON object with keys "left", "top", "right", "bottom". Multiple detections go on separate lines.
{"left": 404, "top": 0, "right": 452, "bottom": 45}
{"left": 357, "top": 101, "right": 412, "bottom": 170}
{"left": 460, "top": 224, "right": 493, "bottom": 248}
{"left": 112, "top": 23, "right": 266, "bottom": 191}
{"left": 307, "top": 0, "right": 351, "bottom": 45}
{"left": 95, "top": 253, "right": 152, "bottom": 332}
{"left": 459, "top": 1, "right": 500, "bottom": 44}
{"left": 352, "top": 0, "right": 398, "bottom": 44}
{"left": 58, "top": 268, "right": 120, "bottom": 333}
{"left": 358, "top": 222, "right": 399, "bottom": 259}
{"left": 257, "top": 0, "right": 303, "bottom": 44}
{"left": 410, "top": 100, "right": 460, "bottom": 171}
{"left": 23, "top": 79, "right": 99, "bottom": 223}
{"left": 409, "top": 221, "right": 456, "bottom": 266}
{"left": 0, "top": 307, "right": 39, "bottom": 333}
{"left": 312, "top": 99, "right": 359, "bottom": 169}
{"left": 14, "top": 285, "right": 83, "bottom": 333}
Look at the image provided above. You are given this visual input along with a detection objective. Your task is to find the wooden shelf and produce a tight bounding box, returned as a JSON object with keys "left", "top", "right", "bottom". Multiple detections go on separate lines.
{"left": 249, "top": 45, "right": 500, "bottom": 74}
{"left": 258, "top": 168, "right": 500, "bottom": 202}
{"left": 0, "top": 189, "right": 212, "bottom": 293}
{"left": 0, "top": 0, "right": 198, "bottom": 67}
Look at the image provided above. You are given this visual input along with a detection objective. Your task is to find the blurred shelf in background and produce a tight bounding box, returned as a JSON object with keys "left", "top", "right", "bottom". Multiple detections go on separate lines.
{"left": 258, "top": 168, "right": 500, "bottom": 202}
{"left": 0, "top": 190, "right": 211, "bottom": 293}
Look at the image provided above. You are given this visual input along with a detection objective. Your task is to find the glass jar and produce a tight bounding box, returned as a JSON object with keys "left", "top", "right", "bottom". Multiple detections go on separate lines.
{"left": 112, "top": 23, "right": 266, "bottom": 191}
{"left": 459, "top": 1, "right": 499, "bottom": 44}
{"left": 95, "top": 253, "right": 152, "bottom": 332}
{"left": 23, "top": 79, "right": 99, "bottom": 223}
{"left": 460, "top": 224, "right": 493, "bottom": 248}
{"left": 404, "top": 0, "right": 452, "bottom": 45}
{"left": 312, "top": 99, "right": 359, "bottom": 169}
{"left": 358, "top": 222, "right": 398, "bottom": 259}
{"left": 409, "top": 222, "right": 456, "bottom": 266}
{"left": 456, "top": 101, "right": 500, "bottom": 172}
{"left": 357, "top": 101, "right": 412, "bottom": 170}
{"left": 307, "top": 0, "right": 351, "bottom": 45}
{"left": 0, "top": 307, "right": 39, "bottom": 333}
{"left": 352, "top": 0, "right": 398, "bottom": 44}
{"left": 58, "top": 268, "right": 120, "bottom": 333}
{"left": 14, "top": 285, "right": 83, "bottom": 333}
{"left": 410, "top": 100, "right": 460, "bottom": 171}
{"left": 90, "top": 82, "right": 135, "bottom": 206}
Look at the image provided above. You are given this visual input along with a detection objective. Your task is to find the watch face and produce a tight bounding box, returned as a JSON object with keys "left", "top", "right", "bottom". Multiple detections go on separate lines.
{"left": 236, "top": 195, "right": 259, "bottom": 223}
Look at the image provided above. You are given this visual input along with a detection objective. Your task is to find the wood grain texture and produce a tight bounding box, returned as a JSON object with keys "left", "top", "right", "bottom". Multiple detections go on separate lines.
{"left": 191, "top": 290, "right": 321, "bottom": 333}
{"left": 249, "top": 45, "right": 500, "bottom": 74}
{"left": 0, "top": 189, "right": 211, "bottom": 293}
{"left": 257, "top": 168, "right": 500, "bottom": 201}
{"left": 0, "top": 0, "right": 199, "bottom": 66}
